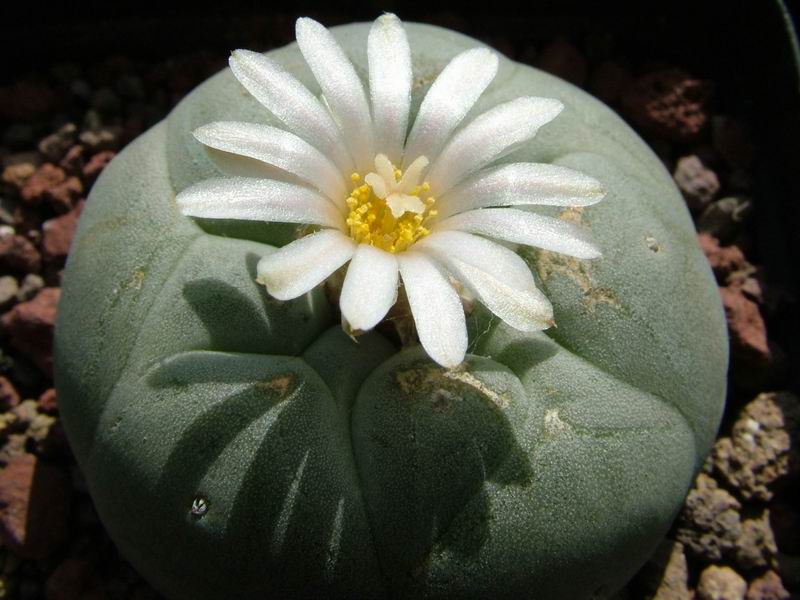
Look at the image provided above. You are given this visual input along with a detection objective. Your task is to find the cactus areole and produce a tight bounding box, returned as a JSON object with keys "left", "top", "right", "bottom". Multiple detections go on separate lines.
{"left": 55, "top": 16, "right": 728, "bottom": 600}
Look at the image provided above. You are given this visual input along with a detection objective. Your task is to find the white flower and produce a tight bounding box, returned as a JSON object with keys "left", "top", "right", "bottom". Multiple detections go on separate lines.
{"left": 176, "top": 14, "right": 606, "bottom": 368}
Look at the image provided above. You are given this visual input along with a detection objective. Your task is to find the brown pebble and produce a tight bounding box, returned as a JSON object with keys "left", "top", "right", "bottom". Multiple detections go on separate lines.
{"left": 0, "top": 287, "right": 60, "bottom": 377}
{"left": 0, "top": 376, "right": 20, "bottom": 410}
{"left": 37, "top": 123, "right": 78, "bottom": 163}
{"left": 746, "top": 570, "right": 790, "bottom": 600}
{"left": 2, "top": 162, "right": 36, "bottom": 189}
{"left": 712, "top": 392, "right": 800, "bottom": 502}
{"left": 0, "top": 453, "right": 70, "bottom": 559}
{"left": 0, "top": 232, "right": 42, "bottom": 273}
{"left": 82, "top": 150, "right": 116, "bottom": 183}
{"left": 674, "top": 155, "right": 720, "bottom": 212}
{"left": 698, "top": 233, "right": 747, "bottom": 283}
{"left": 42, "top": 201, "right": 84, "bottom": 265}
{"left": 720, "top": 284, "right": 771, "bottom": 369}
{"left": 676, "top": 473, "right": 742, "bottom": 562}
{"left": 20, "top": 163, "right": 66, "bottom": 206}
{"left": 736, "top": 509, "right": 778, "bottom": 570}
{"left": 697, "top": 565, "right": 746, "bottom": 600}
{"left": 59, "top": 145, "right": 86, "bottom": 174}
{"left": 38, "top": 388, "right": 58, "bottom": 415}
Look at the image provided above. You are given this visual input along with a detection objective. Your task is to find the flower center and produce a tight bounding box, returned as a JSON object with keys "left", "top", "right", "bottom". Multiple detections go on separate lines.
{"left": 345, "top": 154, "right": 437, "bottom": 253}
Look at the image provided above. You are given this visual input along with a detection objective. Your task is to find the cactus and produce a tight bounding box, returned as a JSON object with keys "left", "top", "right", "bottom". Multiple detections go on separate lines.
{"left": 55, "top": 20, "right": 727, "bottom": 600}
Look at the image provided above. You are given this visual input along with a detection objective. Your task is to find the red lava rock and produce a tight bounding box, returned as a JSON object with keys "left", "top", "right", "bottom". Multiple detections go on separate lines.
{"left": 537, "top": 36, "right": 587, "bottom": 87}
{"left": 0, "top": 81, "right": 54, "bottom": 121}
{"left": 720, "top": 284, "right": 771, "bottom": 368}
{"left": 17, "top": 160, "right": 84, "bottom": 213}
{"left": 673, "top": 155, "right": 720, "bottom": 211}
{"left": 0, "top": 232, "right": 42, "bottom": 273}
{"left": 82, "top": 150, "right": 116, "bottom": 183}
{"left": 38, "top": 388, "right": 58, "bottom": 415}
{"left": 746, "top": 570, "right": 790, "bottom": 600}
{"left": 589, "top": 60, "right": 632, "bottom": 105}
{"left": 0, "top": 287, "right": 60, "bottom": 377}
{"left": 0, "top": 376, "right": 20, "bottom": 410}
{"left": 0, "top": 454, "right": 70, "bottom": 559}
{"left": 20, "top": 163, "right": 66, "bottom": 206}
{"left": 46, "top": 176, "right": 83, "bottom": 214}
{"left": 698, "top": 233, "right": 747, "bottom": 282}
{"left": 621, "top": 68, "right": 712, "bottom": 142}
{"left": 42, "top": 201, "right": 84, "bottom": 264}
{"left": 59, "top": 145, "right": 86, "bottom": 175}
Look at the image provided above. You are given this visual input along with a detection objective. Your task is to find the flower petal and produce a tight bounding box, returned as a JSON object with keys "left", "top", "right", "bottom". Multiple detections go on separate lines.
{"left": 427, "top": 97, "right": 563, "bottom": 196}
{"left": 339, "top": 245, "right": 399, "bottom": 331}
{"left": 176, "top": 178, "right": 345, "bottom": 231}
{"left": 374, "top": 153, "right": 396, "bottom": 184}
{"left": 256, "top": 230, "right": 355, "bottom": 300}
{"left": 296, "top": 18, "right": 374, "bottom": 173}
{"left": 403, "top": 48, "right": 498, "bottom": 169}
{"left": 398, "top": 251, "right": 467, "bottom": 368}
{"left": 414, "top": 230, "right": 535, "bottom": 290}
{"left": 368, "top": 13, "right": 412, "bottom": 165}
{"left": 364, "top": 173, "right": 388, "bottom": 198}
{"left": 434, "top": 208, "right": 601, "bottom": 259}
{"left": 398, "top": 156, "right": 429, "bottom": 192}
{"left": 229, "top": 49, "right": 354, "bottom": 174}
{"left": 194, "top": 121, "right": 348, "bottom": 210}
{"left": 416, "top": 234, "right": 553, "bottom": 331}
{"left": 436, "top": 162, "right": 606, "bottom": 220}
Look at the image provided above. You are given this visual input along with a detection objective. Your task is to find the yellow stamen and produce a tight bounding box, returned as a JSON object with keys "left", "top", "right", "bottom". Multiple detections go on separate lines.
{"left": 345, "top": 158, "right": 436, "bottom": 254}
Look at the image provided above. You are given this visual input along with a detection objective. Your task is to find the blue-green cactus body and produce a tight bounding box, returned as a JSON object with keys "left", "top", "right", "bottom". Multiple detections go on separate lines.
{"left": 55, "top": 22, "right": 727, "bottom": 600}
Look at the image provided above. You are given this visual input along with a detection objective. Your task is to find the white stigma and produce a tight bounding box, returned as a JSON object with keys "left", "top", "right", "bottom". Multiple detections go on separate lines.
{"left": 365, "top": 154, "right": 429, "bottom": 218}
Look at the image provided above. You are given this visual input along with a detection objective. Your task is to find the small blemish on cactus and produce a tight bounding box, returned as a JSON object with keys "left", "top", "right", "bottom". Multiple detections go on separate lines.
{"left": 190, "top": 496, "right": 208, "bottom": 517}
{"left": 645, "top": 235, "right": 661, "bottom": 252}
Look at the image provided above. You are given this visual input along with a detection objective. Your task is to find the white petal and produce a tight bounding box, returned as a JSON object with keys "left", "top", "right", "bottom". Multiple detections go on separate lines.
{"left": 398, "top": 155, "right": 429, "bottom": 193}
{"left": 256, "top": 230, "right": 355, "bottom": 300}
{"left": 368, "top": 13, "right": 412, "bottom": 165}
{"left": 414, "top": 230, "right": 535, "bottom": 290}
{"left": 403, "top": 48, "right": 498, "bottom": 169}
{"left": 427, "top": 97, "right": 564, "bottom": 196}
{"left": 416, "top": 235, "right": 552, "bottom": 331}
{"left": 374, "top": 153, "right": 396, "bottom": 184}
{"left": 194, "top": 122, "right": 348, "bottom": 210}
{"left": 386, "top": 193, "right": 425, "bottom": 218}
{"left": 398, "top": 251, "right": 467, "bottom": 368}
{"left": 296, "top": 18, "right": 374, "bottom": 173}
{"left": 176, "top": 178, "right": 345, "bottom": 231}
{"left": 229, "top": 49, "right": 354, "bottom": 174}
{"left": 436, "top": 162, "right": 606, "bottom": 220}
{"left": 364, "top": 173, "right": 388, "bottom": 198}
{"left": 435, "top": 208, "right": 601, "bottom": 259}
{"left": 339, "top": 245, "right": 399, "bottom": 331}
{"left": 456, "top": 262, "right": 554, "bottom": 331}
